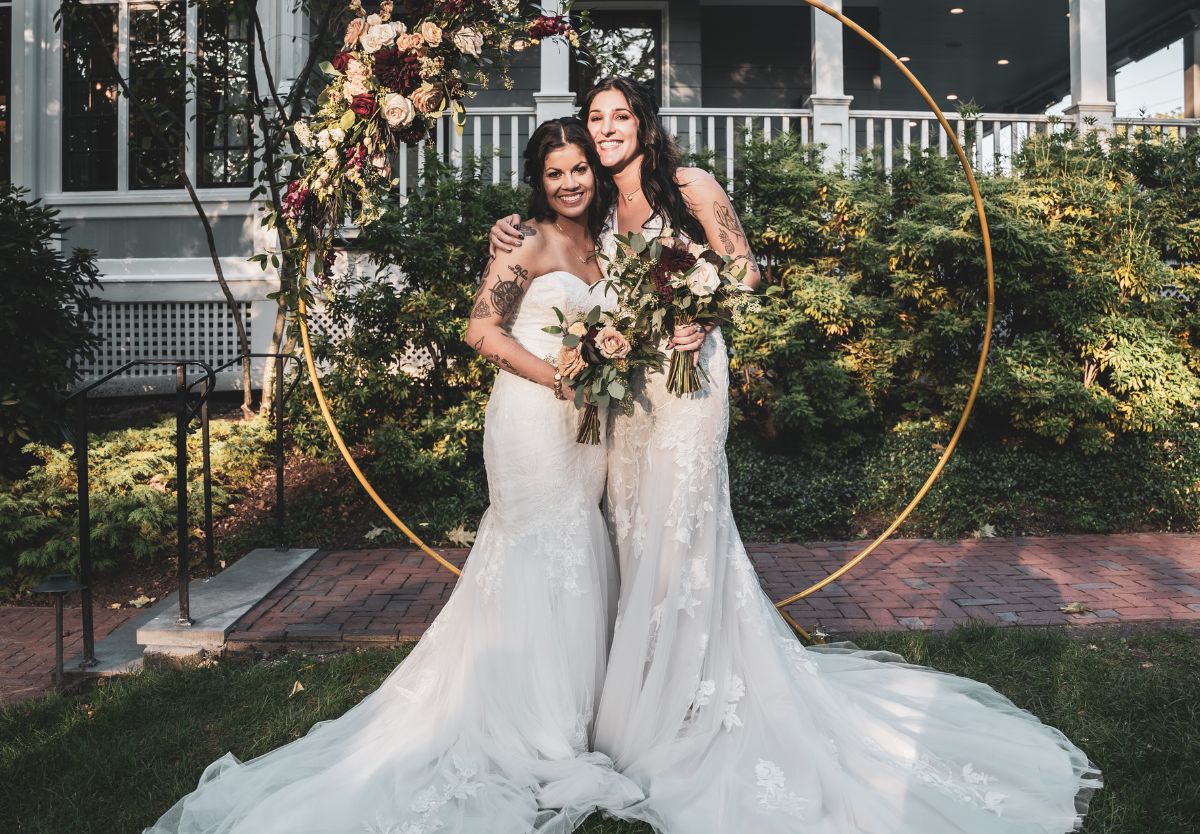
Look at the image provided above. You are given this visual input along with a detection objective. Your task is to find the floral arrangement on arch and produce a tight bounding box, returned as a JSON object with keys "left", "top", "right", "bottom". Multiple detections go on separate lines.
{"left": 280, "top": 0, "right": 579, "bottom": 298}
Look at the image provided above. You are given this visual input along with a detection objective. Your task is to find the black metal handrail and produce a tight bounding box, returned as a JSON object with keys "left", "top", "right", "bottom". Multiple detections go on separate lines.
{"left": 62, "top": 360, "right": 216, "bottom": 668}
{"left": 188, "top": 354, "right": 304, "bottom": 569}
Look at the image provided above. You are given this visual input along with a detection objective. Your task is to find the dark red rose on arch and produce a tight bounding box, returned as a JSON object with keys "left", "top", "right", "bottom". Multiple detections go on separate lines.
{"left": 395, "top": 120, "right": 430, "bottom": 145}
{"left": 330, "top": 51, "right": 353, "bottom": 72}
{"left": 350, "top": 93, "right": 377, "bottom": 118}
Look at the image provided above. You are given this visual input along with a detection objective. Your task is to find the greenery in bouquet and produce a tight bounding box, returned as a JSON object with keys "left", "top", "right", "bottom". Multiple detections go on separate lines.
{"left": 275, "top": 0, "right": 578, "bottom": 307}
{"left": 607, "top": 230, "right": 766, "bottom": 396}
{"left": 543, "top": 299, "right": 661, "bottom": 444}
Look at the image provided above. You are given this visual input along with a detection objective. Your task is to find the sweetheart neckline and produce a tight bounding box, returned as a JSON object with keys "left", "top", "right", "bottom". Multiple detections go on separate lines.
{"left": 535, "top": 270, "right": 609, "bottom": 290}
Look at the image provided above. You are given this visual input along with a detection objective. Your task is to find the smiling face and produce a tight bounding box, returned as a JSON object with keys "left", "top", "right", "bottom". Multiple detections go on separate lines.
{"left": 586, "top": 88, "right": 643, "bottom": 173}
{"left": 541, "top": 142, "right": 594, "bottom": 220}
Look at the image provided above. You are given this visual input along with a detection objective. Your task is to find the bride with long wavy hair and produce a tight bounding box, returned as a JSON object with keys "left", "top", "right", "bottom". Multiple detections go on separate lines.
{"left": 492, "top": 76, "right": 1100, "bottom": 834}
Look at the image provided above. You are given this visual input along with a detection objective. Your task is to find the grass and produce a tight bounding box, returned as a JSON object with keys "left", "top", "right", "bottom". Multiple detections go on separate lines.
{"left": 2, "top": 626, "right": 1197, "bottom": 834}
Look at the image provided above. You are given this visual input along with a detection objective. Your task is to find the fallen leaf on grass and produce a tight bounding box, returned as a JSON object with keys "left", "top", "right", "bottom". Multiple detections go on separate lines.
{"left": 364, "top": 526, "right": 389, "bottom": 542}
{"left": 288, "top": 680, "right": 305, "bottom": 698}
{"left": 1060, "top": 602, "right": 1090, "bottom": 615}
{"left": 972, "top": 524, "right": 997, "bottom": 539}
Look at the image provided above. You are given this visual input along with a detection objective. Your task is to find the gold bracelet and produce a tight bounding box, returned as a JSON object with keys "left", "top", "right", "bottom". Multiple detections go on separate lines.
{"left": 553, "top": 371, "right": 565, "bottom": 400}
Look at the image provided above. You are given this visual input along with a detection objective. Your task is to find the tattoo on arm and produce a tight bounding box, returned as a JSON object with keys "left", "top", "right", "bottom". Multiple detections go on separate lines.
{"left": 490, "top": 264, "right": 530, "bottom": 322}
{"left": 471, "top": 297, "right": 492, "bottom": 318}
{"left": 715, "top": 204, "right": 744, "bottom": 253}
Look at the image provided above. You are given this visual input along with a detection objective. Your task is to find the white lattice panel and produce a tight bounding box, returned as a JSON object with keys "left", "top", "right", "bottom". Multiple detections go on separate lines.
{"left": 82, "top": 300, "right": 252, "bottom": 379}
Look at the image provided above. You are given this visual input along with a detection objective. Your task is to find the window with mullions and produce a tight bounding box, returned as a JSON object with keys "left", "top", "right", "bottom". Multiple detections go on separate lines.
{"left": 1, "top": 3, "right": 11, "bottom": 182}
{"left": 571, "top": 9, "right": 663, "bottom": 104}
{"left": 62, "top": 4, "right": 120, "bottom": 191}
{"left": 197, "top": 7, "right": 253, "bottom": 187}
{"left": 128, "top": 1, "right": 186, "bottom": 189}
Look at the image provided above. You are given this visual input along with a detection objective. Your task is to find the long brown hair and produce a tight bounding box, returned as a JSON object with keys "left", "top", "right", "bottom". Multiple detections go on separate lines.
{"left": 579, "top": 77, "right": 707, "bottom": 244}
{"left": 522, "top": 117, "right": 613, "bottom": 243}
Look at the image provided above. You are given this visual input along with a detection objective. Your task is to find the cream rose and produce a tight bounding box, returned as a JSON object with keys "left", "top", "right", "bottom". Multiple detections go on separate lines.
{"left": 329, "top": 127, "right": 346, "bottom": 144}
{"left": 418, "top": 21, "right": 443, "bottom": 47}
{"left": 366, "top": 13, "right": 382, "bottom": 25}
{"left": 382, "top": 92, "right": 415, "bottom": 128}
{"left": 360, "top": 24, "right": 392, "bottom": 53}
{"left": 685, "top": 261, "right": 721, "bottom": 297}
{"left": 567, "top": 321, "right": 588, "bottom": 338}
{"left": 557, "top": 345, "right": 587, "bottom": 380}
{"left": 452, "top": 26, "right": 484, "bottom": 58}
{"left": 410, "top": 84, "right": 446, "bottom": 114}
{"left": 595, "top": 326, "right": 631, "bottom": 360}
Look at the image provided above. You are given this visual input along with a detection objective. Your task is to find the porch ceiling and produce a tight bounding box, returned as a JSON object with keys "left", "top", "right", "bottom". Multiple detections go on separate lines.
{"left": 861, "top": 0, "right": 1200, "bottom": 112}
{"left": 697, "top": 0, "right": 1199, "bottom": 112}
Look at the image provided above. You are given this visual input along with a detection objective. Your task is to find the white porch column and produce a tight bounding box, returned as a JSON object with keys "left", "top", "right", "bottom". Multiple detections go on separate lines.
{"left": 1064, "top": 0, "right": 1115, "bottom": 133}
{"left": 534, "top": 0, "right": 575, "bottom": 122}
{"left": 1185, "top": 28, "right": 1200, "bottom": 119}
{"left": 805, "top": 0, "right": 853, "bottom": 169}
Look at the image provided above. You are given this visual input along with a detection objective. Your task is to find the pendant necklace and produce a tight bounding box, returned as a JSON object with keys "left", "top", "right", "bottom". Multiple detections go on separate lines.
{"left": 554, "top": 221, "right": 596, "bottom": 264}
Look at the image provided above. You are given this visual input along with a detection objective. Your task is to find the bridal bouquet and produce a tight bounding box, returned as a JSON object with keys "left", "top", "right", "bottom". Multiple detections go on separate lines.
{"left": 607, "top": 231, "right": 762, "bottom": 395}
{"left": 543, "top": 302, "right": 660, "bottom": 444}
{"left": 280, "top": 0, "right": 578, "bottom": 296}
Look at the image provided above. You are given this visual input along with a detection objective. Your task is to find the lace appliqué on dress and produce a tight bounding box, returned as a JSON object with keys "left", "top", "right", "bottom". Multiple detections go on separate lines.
{"left": 862, "top": 736, "right": 1008, "bottom": 815}
{"left": 754, "top": 759, "right": 810, "bottom": 819}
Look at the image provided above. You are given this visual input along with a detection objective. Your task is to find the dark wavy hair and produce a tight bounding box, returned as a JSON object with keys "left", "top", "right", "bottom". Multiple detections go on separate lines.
{"left": 522, "top": 117, "right": 613, "bottom": 243}
{"left": 578, "top": 77, "right": 707, "bottom": 244}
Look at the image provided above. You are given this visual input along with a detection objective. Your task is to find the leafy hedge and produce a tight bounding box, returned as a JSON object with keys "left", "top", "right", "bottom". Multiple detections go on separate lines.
{"left": 0, "top": 418, "right": 272, "bottom": 596}
{"left": 291, "top": 132, "right": 1198, "bottom": 540}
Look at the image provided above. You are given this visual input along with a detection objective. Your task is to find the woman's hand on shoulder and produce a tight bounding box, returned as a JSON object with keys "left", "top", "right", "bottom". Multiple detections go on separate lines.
{"left": 489, "top": 213, "right": 539, "bottom": 254}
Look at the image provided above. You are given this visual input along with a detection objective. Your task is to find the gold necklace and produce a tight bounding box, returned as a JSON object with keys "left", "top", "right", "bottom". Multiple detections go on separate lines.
{"left": 554, "top": 221, "right": 596, "bottom": 264}
{"left": 620, "top": 187, "right": 641, "bottom": 203}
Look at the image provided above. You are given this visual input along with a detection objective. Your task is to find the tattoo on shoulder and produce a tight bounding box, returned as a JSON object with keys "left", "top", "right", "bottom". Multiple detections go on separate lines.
{"left": 516, "top": 223, "right": 538, "bottom": 237}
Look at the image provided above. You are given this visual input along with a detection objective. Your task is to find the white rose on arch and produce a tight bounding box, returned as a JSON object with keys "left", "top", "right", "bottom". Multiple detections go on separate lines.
{"left": 382, "top": 93, "right": 416, "bottom": 128}
{"left": 685, "top": 261, "right": 721, "bottom": 297}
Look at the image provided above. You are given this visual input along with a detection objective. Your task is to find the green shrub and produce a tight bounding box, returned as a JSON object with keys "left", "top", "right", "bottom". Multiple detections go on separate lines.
{"left": 0, "top": 184, "right": 102, "bottom": 468}
{"left": 0, "top": 418, "right": 272, "bottom": 596}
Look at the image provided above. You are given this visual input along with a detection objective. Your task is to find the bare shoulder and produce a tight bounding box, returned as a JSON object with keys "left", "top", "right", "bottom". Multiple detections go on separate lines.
{"left": 674, "top": 166, "right": 722, "bottom": 195}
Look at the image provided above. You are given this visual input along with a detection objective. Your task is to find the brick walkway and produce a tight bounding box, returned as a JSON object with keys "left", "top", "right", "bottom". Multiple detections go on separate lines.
{"left": 230, "top": 533, "right": 1200, "bottom": 650}
{"left": 0, "top": 605, "right": 136, "bottom": 706}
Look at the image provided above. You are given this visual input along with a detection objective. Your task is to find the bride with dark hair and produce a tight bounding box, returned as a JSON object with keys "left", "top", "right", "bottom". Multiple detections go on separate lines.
{"left": 143, "top": 117, "right": 641, "bottom": 834}
{"left": 492, "top": 77, "right": 1100, "bottom": 834}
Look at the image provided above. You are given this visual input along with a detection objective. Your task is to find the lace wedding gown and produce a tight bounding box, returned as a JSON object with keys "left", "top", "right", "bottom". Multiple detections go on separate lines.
{"left": 597, "top": 213, "right": 1101, "bottom": 834}
{"left": 145, "top": 271, "right": 641, "bottom": 834}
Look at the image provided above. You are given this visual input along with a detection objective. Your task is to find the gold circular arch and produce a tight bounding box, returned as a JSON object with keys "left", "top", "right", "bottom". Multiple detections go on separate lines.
{"left": 294, "top": 0, "right": 997, "bottom": 637}
{"left": 773, "top": 0, "right": 996, "bottom": 641}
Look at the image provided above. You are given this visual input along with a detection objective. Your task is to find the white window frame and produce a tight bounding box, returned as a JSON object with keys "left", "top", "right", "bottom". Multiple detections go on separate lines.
{"left": 37, "top": 0, "right": 256, "bottom": 212}
{"left": 575, "top": 1, "right": 670, "bottom": 106}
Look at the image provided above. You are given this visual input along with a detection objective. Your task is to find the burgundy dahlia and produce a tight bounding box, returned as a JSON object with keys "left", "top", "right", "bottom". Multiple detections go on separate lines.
{"left": 350, "top": 93, "right": 377, "bottom": 117}
{"left": 528, "top": 14, "right": 572, "bottom": 40}
{"left": 649, "top": 244, "right": 696, "bottom": 304}
{"left": 395, "top": 120, "right": 430, "bottom": 145}
{"left": 374, "top": 47, "right": 423, "bottom": 94}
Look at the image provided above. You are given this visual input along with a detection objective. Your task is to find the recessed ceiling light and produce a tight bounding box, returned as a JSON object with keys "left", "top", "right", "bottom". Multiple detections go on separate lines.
{"left": 947, "top": 94, "right": 959, "bottom": 101}
{"left": 950, "top": 7, "right": 965, "bottom": 13}
{"left": 997, "top": 58, "right": 1010, "bottom": 65}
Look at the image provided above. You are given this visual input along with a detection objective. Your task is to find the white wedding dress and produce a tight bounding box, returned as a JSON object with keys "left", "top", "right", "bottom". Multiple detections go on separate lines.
{"left": 145, "top": 271, "right": 642, "bottom": 834}
{"left": 596, "top": 213, "right": 1101, "bottom": 834}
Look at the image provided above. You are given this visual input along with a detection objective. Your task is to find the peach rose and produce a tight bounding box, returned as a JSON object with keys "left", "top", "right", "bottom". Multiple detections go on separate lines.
{"left": 452, "top": 26, "right": 484, "bottom": 58}
{"left": 557, "top": 345, "right": 587, "bottom": 380}
{"left": 343, "top": 18, "right": 367, "bottom": 48}
{"left": 418, "top": 21, "right": 443, "bottom": 47}
{"left": 396, "top": 32, "right": 424, "bottom": 53}
{"left": 595, "top": 326, "right": 631, "bottom": 359}
{"left": 382, "top": 92, "right": 415, "bottom": 128}
{"left": 410, "top": 84, "right": 446, "bottom": 114}
{"left": 567, "top": 321, "right": 588, "bottom": 337}
{"left": 342, "top": 79, "right": 369, "bottom": 101}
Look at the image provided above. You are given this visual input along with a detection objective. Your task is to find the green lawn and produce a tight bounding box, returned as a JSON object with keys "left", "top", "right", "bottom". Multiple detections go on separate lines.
{"left": 2, "top": 626, "right": 1197, "bottom": 834}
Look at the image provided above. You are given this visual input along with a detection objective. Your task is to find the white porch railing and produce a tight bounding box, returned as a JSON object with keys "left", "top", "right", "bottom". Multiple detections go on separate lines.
{"left": 397, "top": 107, "right": 1200, "bottom": 194}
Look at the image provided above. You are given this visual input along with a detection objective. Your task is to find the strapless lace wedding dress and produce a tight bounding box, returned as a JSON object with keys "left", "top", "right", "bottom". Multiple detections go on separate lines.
{"left": 596, "top": 212, "right": 1101, "bottom": 833}
{"left": 145, "top": 271, "right": 641, "bottom": 834}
